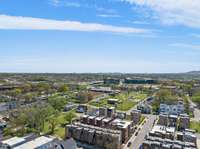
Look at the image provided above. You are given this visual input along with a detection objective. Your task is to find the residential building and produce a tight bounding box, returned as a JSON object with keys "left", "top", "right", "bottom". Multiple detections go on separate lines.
{"left": 137, "top": 103, "right": 152, "bottom": 114}
{"left": 168, "top": 115, "right": 178, "bottom": 127}
{"left": 1, "top": 135, "right": 57, "bottom": 149}
{"left": 64, "top": 103, "right": 77, "bottom": 112}
{"left": 110, "top": 119, "right": 131, "bottom": 143}
{"left": 159, "top": 102, "right": 185, "bottom": 115}
{"left": 107, "top": 98, "right": 119, "bottom": 105}
{"left": 107, "top": 107, "right": 116, "bottom": 118}
{"left": 99, "top": 107, "right": 107, "bottom": 117}
{"left": 179, "top": 114, "right": 190, "bottom": 130}
{"left": 76, "top": 105, "right": 87, "bottom": 113}
{"left": 157, "top": 114, "right": 168, "bottom": 126}
{"left": 66, "top": 123, "right": 122, "bottom": 149}
{"left": 13, "top": 136, "right": 56, "bottom": 149}
{"left": 131, "top": 110, "right": 141, "bottom": 125}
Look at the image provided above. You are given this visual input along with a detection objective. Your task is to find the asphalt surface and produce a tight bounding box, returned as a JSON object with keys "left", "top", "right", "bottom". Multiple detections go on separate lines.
{"left": 124, "top": 114, "right": 157, "bottom": 149}
{"left": 189, "top": 99, "right": 200, "bottom": 121}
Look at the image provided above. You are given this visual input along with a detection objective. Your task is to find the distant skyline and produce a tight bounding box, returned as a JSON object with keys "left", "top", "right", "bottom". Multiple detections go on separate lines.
{"left": 0, "top": 0, "right": 200, "bottom": 73}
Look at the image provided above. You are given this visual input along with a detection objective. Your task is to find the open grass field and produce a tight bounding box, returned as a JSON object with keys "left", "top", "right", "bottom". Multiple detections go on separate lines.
{"left": 89, "top": 91, "right": 148, "bottom": 111}
{"left": 190, "top": 121, "right": 200, "bottom": 133}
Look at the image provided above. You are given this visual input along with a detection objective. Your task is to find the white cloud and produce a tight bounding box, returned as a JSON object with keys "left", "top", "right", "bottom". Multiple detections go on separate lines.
{"left": 170, "top": 43, "right": 200, "bottom": 50}
{"left": 131, "top": 21, "right": 150, "bottom": 25}
{"left": 97, "top": 14, "right": 121, "bottom": 18}
{"left": 50, "top": 0, "right": 60, "bottom": 6}
{"left": 122, "top": 0, "right": 200, "bottom": 28}
{"left": 0, "top": 14, "right": 150, "bottom": 34}
{"left": 50, "top": 0, "right": 80, "bottom": 7}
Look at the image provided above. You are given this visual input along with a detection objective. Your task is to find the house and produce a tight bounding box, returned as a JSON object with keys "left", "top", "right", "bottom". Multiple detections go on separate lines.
{"left": 107, "top": 98, "right": 119, "bottom": 105}
{"left": 64, "top": 103, "right": 77, "bottom": 112}
{"left": 137, "top": 103, "right": 152, "bottom": 114}
{"left": 76, "top": 105, "right": 87, "bottom": 113}
{"left": 159, "top": 102, "right": 185, "bottom": 115}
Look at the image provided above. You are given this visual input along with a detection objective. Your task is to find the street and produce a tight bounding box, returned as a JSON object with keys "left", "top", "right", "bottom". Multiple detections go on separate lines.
{"left": 189, "top": 98, "right": 200, "bottom": 121}
{"left": 124, "top": 114, "right": 157, "bottom": 149}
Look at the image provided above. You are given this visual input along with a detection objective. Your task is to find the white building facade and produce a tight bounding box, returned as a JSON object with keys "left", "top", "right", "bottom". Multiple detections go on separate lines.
{"left": 159, "top": 102, "right": 185, "bottom": 115}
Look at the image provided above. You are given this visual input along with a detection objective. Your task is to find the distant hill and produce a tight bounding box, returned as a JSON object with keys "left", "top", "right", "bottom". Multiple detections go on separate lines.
{"left": 186, "top": 71, "right": 200, "bottom": 74}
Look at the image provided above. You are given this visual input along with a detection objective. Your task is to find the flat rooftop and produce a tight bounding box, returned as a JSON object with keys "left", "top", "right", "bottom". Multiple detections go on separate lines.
{"left": 13, "top": 136, "right": 55, "bottom": 149}
{"left": 151, "top": 125, "right": 175, "bottom": 134}
{"left": 2, "top": 137, "right": 26, "bottom": 147}
{"left": 111, "top": 119, "right": 131, "bottom": 128}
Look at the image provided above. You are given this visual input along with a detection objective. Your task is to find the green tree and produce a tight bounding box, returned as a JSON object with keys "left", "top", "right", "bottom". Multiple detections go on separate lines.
{"left": 48, "top": 96, "right": 67, "bottom": 111}
{"left": 24, "top": 93, "right": 34, "bottom": 103}
{"left": 10, "top": 110, "right": 28, "bottom": 136}
{"left": 65, "top": 111, "right": 76, "bottom": 124}
{"left": 10, "top": 88, "right": 22, "bottom": 98}
{"left": 37, "top": 83, "right": 51, "bottom": 94}
{"left": 157, "top": 89, "right": 171, "bottom": 101}
{"left": 48, "top": 111, "right": 59, "bottom": 134}
{"left": 58, "top": 84, "right": 69, "bottom": 93}
{"left": 22, "top": 83, "right": 32, "bottom": 93}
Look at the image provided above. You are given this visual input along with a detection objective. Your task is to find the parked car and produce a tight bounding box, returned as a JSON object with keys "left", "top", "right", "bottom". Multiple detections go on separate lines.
{"left": 127, "top": 142, "right": 132, "bottom": 147}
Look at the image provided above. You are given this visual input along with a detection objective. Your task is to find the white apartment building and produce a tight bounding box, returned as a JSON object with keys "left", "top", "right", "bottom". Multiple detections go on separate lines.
{"left": 159, "top": 101, "right": 185, "bottom": 115}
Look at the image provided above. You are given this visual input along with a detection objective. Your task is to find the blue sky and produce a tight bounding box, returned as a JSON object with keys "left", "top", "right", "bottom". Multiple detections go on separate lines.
{"left": 0, "top": 0, "right": 200, "bottom": 73}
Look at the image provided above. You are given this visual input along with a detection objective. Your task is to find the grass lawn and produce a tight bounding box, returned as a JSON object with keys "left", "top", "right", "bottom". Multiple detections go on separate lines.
{"left": 89, "top": 91, "right": 147, "bottom": 111}
{"left": 190, "top": 121, "right": 200, "bottom": 133}
{"left": 116, "top": 100, "right": 136, "bottom": 111}
{"left": 89, "top": 98, "right": 110, "bottom": 107}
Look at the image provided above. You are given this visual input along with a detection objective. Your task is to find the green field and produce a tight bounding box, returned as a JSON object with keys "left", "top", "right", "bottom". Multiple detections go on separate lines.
{"left": 89, "top": 91, "right": 147, "bottom": 111}
{"left": 190, "top": 121, "right": 200, "bottom": 133}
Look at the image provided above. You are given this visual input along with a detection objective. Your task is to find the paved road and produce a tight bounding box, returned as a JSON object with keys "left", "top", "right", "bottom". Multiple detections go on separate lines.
{"left": 189, "top": 99, "right": 200, "bottom": 121}
{"left": 124, "top": 114, "right": 157, "bottom": 149}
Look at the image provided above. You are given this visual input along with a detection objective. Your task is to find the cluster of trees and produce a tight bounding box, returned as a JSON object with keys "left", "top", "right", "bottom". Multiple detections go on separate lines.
{"left": 4, "top": 104, "right": 76, "bottom": 137}
{"left": 156, "top": 89, "right": 177, "bottom": 103}
{"left": 48, "top": 95, "right": 67, "bottom": 111}
{"left": 152, "top": 89, "right": 177, "bottom": 112}
{"left": 4, "top": 105, "right": 55, "bottom": 136}
{"left": 3, "top": 83, "right": 71, "bottom": 103}
{"left": 58, "top": 84, "right": 69, "bottom": 93}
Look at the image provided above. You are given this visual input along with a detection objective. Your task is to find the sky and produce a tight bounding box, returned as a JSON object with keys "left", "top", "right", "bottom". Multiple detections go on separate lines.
{"left": 0, "top": 0, "right": 200, "bottom": 73}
